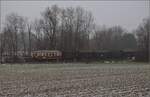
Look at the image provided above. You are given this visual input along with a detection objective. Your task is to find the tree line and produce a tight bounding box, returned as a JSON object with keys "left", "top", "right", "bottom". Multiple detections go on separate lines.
{"left": 0, "top": 5, "right": 149, "bottom": 62}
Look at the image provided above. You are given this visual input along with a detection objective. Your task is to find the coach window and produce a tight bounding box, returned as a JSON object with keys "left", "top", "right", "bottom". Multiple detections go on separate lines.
{"left": 45, "top": 52, "right": 47, "bottom": 56}
{"left": 57, "top": 52, "right": 59, "bottom": 56}
{"left": 34, "top": 53, "right": 37, "bottom": 56}
{"left": 35, "top": 53, "right": 37, "bottom": 56}
{"left": 54, "top": 52, "right": 56, "bottom": 56}
{"left": 39, "top": 53, "right": 41, "bottom": 56}
{"left": 32, "top": 53, "right": 34, "bottom": 57}
{"left": 36, "top": 52, "right": 39, "bottom": 56}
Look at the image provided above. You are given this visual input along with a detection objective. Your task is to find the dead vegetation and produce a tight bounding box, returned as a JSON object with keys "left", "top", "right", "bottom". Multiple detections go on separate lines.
{"left": 0, "top": 63, "right": 150, "bottom": 97}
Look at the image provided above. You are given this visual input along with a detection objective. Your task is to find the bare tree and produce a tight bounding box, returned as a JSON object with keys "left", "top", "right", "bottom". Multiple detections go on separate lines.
{"left": 136, "top": 18, "right": 150, "bottom": 62}
{"left": 60, "top": 7, "right": 75, "bottom": 52}
{"left": 60, "top": 7, "right": 94, "bottom": 52}
{"left": 74, "top": 7, "right": 94, "bottom": 51}
{"left": 42, "top": 5, "right": 60, "bottom": 50}
{"left": 93, "top": 25, "right": 136, "bottom": 51}
{"left": 3, "top": 13, "right": 19, "bottom": 59}
{"left": 108, "top": 26, "right": 125, "bottom": 51}
{"left": 27, "top": 23, "right": 32, "bottom": 56}
{"left": 2, "top": 13, "right": 29, "bottom": 62}
{"left": 33, "top": 19, "right": 45, "bottom": 50}
{"left": 0, "top": 33, "right": 3, "bottom": 63}
{"left": 18, "top": 16, "right": 28, "bottom": 56}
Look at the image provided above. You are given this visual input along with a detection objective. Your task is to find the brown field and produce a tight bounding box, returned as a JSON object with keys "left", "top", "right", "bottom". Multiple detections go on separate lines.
{"left": 0, "top": 63, "right": 150, "bottom": 97}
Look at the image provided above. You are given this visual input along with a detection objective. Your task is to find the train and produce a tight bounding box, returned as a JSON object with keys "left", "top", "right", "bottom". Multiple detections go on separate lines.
{"left": 31, "top": 50, "right": 137, "bottom": 62}
{"left": 1, "top": 50, "right": 138, "bottom": 63}
{"left": 31, "top": 50, "right": 62, "bottom": 61}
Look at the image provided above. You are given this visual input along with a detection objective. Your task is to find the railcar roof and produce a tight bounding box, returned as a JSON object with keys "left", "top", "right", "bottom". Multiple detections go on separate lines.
{"left": 32, "top": 50, "right": 61, "bottom": 53}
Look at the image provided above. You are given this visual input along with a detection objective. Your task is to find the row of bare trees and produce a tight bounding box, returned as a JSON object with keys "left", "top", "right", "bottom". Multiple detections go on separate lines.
{"left": 92, "top": 26, "right": 137, "bottom": 51}
{"left": 33, "top": 5, "right": 95, "bottom": 52}
{"left": 136, "top": 18, "right": 150, "bottom": 61}
{"left": 0, "top": 5, "right": 149, "bottom": 62}
{"left": 1, "top": 13, "right": 30, "bottom": 58}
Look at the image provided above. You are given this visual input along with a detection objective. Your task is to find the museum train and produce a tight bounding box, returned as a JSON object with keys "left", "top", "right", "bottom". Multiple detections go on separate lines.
{"left": 1, "top": 50, "right": 137, "bottom": 63}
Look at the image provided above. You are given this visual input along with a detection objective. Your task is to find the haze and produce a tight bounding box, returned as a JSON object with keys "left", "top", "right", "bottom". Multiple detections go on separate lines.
{"left": 1, "top": 1, "right": 149, "bottom": 32}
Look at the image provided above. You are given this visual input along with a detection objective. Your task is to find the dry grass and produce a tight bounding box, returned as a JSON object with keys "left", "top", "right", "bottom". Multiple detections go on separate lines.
{"left": 0, "top": 63, "right": 150, "bottom": 97}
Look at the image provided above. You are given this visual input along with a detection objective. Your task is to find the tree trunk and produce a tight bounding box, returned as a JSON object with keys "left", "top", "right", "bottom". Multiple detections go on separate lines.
{"left": 28, "top": 24, "right": 32, "bottom": 56}
{"left": 148, "top": 28, "right": 150, "bottom": 62}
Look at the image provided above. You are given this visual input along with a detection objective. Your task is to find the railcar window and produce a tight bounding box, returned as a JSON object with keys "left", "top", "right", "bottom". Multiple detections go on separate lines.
{"left": 57, "top": 52, "right": 60, "bottom": 56}
{"left": 38, "top": 53, "right": 41, "bottom": 56}
{"left": 46, "top": 53, "right": 48, "bottom": 56}
{"left": 55, "top": 52, "right": 57, "bottom": 56}
{"left": 54, "top": 52, "right": 56, "bottom": 56}
{"left": 32, "top": 53, "right": 34, "bottom": 57}
{"left": 36, "top": 53, "right": 38, "bottom": 56}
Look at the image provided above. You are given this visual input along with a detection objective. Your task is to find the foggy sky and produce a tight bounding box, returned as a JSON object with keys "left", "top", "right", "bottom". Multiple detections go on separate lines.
{"left": 1, "top": 1, "right": 149, "bottom": 32}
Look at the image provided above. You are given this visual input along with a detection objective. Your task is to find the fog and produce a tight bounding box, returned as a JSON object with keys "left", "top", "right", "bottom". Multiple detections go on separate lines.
{"left": 1, "top": 1, "right": 149, "bottom": 32}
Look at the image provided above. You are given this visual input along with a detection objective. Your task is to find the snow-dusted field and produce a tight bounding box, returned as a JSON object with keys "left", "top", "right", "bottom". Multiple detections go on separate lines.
{"left": 0, "top": 63, "right": 150, "bottom": 97}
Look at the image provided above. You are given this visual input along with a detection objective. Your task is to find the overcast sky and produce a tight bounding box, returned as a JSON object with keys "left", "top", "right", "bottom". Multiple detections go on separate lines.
{"left": 1, "top": 1, "right": 149, "bottom": 32}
